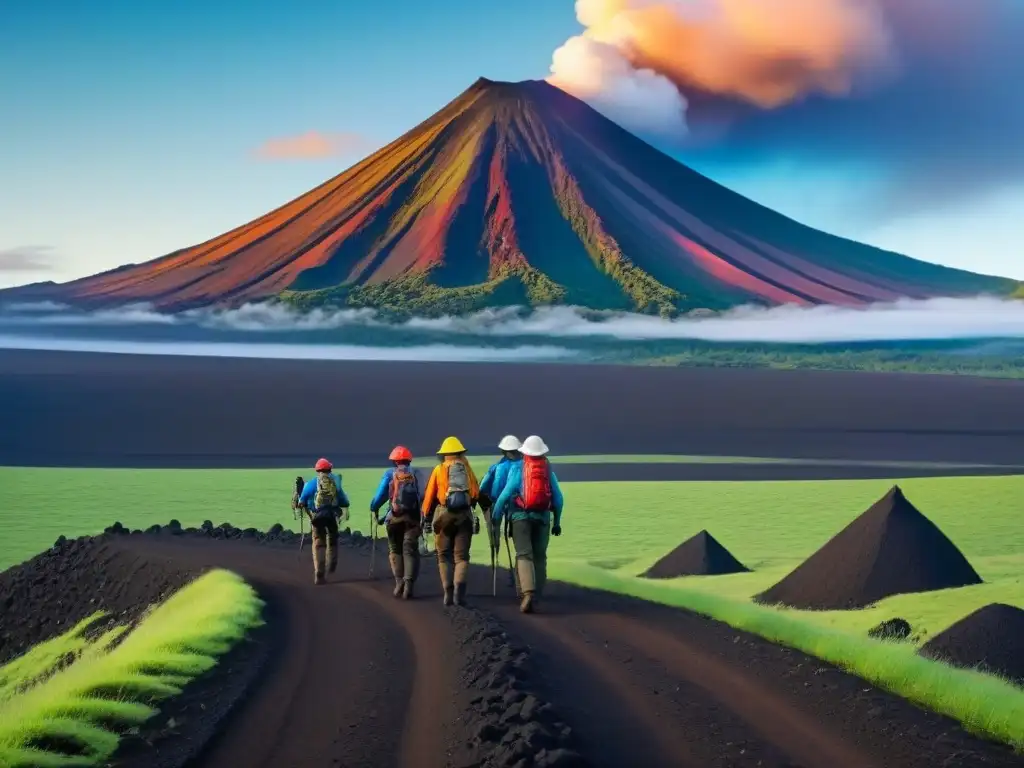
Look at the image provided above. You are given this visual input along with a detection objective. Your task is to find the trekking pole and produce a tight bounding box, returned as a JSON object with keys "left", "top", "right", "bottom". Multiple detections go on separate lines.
{"left": 369, "top": 510, "right": 377, "bottom": 579}
{"left": 297, "top": 511, "right": 306, "bottom": 558}
{"left": 488, "top": 513, "right": 497, "bottom": 597}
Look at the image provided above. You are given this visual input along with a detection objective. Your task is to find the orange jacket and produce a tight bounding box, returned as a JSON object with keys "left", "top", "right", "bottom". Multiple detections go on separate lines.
{"left": 421, "top": 456, "right": 480, "bottom": 517}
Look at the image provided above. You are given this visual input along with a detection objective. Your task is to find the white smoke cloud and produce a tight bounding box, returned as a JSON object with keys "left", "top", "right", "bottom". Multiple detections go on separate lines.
{"left": 2, "top": 296, "right": 1024, "bottom": 344}
{"left": 549, "top": 35, "right": 690, "bottom": 139}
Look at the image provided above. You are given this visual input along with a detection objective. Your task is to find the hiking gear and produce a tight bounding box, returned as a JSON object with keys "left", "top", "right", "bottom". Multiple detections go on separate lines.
{"left": 492, "top": 460, "right": 564, "bottom": 526}
{"left": 498, "top": 435, "right": 522, "bottom": 452}
{"left": 389, "top": 445, "right": 413, "bottom": 462}
{"left": 437, "top": 436, "right": 466, "bottom": 455}
{"left": 293, "top": 475, "right": 307, "bottom": 557}
{"left": 454, "top": 582, "right": 467, "bottom": 607}
{"left": 369, "top": 511, "right": 377, "bottom": 578}
{"left": 314, "top": 572, "right": 325, "bottom": 585}
{"left": 390, "top": 465, "right": 420, "bottom": 516}
{"left": 314, "top": 472, "right": 341, "bottom": 513}
{"left": 520, "top": 592, "right": 534, "bottom": 614}
{"left": 552, "top": 524, "right": 562, "bottom": 536}
{"left": 444, "top": 461, "right": 472, "bottom": 511}
{"left": 315, "top": 458, "right": 333, "bottom": 472}
{"left": 519, "top": 435, "right": 549, "bottom": 457}
{"left": 401, "top": 579, "right": 414, "bottom": 599}
{"left": 443, "top": 587, "right": 454, "bottom": 606}
{"left": 516, "top": 455, "right": 553, "bottom": 513}
{"left": 298, "top": 472, "right": 351, "bottom": 516}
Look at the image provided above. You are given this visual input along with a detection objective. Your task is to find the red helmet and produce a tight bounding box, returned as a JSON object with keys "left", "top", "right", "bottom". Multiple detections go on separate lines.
{"left": 314, "top": 458, "right": 332, "bottom": 472}
{"left": 389, "top": 445, "right": 413, "bottom": 462}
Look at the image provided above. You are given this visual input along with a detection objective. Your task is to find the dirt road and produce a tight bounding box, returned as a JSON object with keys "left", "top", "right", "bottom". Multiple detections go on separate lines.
{"left": 108, "top": 535, "right": 1023, "bottom": 768}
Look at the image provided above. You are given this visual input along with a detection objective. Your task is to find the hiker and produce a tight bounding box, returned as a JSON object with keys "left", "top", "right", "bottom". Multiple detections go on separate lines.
{"left": 298, "top": 458, "right": 351, "bottom": 585}
{"left": 370, "top": 445, "right": 426, "bottom": 600}
{"left": 421, "top": 436, "right": 481, "bottom": 607}
{"left": 478, "top": 435, "right": 522, "bottom": 588}
{"left": 492, "top": 435, "right": 564, "bottom": 614}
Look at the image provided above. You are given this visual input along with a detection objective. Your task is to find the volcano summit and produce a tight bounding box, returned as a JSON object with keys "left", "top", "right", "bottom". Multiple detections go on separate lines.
{"left": 5, "top": 78, "right": 1016, "bottom": 315}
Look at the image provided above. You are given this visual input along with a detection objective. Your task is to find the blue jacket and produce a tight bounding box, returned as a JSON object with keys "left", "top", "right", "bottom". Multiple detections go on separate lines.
{"left": 492, "top": 460, "right": 564, "bottom": 526}
{"left": 299, "top": 472, "right": 350, "bottom": 512}
{"left": 479, "top": 456, "right": 520, "bottom": 502}
{"left": 370, "top": 464, "right": 426, "bottom": 524}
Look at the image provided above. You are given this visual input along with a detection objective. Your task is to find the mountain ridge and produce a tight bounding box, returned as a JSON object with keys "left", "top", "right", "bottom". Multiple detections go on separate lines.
{"left": 2, "top": 77, "right": 1016, "bottom": 316}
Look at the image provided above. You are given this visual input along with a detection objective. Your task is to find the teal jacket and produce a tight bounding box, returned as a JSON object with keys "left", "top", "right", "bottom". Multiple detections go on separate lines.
{"left": 492, "top": 460, "right": 564, "bottom": 526}
{"left": 479, "top": 456, "right": 520, "bottom": 503}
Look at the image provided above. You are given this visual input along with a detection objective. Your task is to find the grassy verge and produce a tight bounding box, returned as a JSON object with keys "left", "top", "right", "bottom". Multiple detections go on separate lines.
{"left": 558, "top": 563, "right": 1024, "bottom": 749}
{"left": 0, "top": 569, "right": 263, "bottom": 767}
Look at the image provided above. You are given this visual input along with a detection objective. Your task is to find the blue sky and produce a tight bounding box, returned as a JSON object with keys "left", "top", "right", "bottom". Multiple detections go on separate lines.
{"left": 1, "top": 0, "right": 1022, "bottom": 289}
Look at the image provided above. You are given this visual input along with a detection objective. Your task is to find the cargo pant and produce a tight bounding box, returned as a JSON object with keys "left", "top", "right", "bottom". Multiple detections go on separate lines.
{"left": 432, "top": 505, "right": 474, "bottom": 592}
{"left": 511, "top": 517, "right": 550, "bottom": 597}
{"left": 386, "top": 514, "right": 422, "bottom": 595}
{"left": 310, "top": 512, "right": 339, "bottom": 581}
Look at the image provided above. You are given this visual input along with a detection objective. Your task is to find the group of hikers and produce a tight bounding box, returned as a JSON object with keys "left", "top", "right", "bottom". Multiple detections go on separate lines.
{"left": 292, "top": 435, "right": 564, "bottom": 614}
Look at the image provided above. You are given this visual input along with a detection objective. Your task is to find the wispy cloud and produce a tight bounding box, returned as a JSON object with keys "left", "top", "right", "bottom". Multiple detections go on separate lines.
{"left": 0, "top": 246, "right": 56, "bottom": 271}
{"left": 3, "top": 297, "right": 1024, "bottom": 344}
{"left": 252, "top": 131, "right": 373, "bottom": 161}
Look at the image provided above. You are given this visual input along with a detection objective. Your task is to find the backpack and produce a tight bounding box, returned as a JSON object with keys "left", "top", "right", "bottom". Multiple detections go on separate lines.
{"left": 390, "top": 466, "right": 420, "bottom": 516}
{"left": 516, "top": 456, "right": 553, "bottom": 512}
{"left": 444, "top": 460, "right": 471, "bottom": 511}
{"left": 314, "top": 472, "right": 340, "bottom": 511}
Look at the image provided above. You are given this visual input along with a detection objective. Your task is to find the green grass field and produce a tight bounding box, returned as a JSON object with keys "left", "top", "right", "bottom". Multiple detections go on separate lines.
{"left": 0, "top": 569, "right": 263, "bottom": 767}
{"left": 2, "top": 463, "right": 1023, "bottom": 750}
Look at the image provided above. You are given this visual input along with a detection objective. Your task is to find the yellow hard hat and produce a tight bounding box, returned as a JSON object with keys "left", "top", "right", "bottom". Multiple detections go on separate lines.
{"left": 437, "top": 436, "right": 466, "bottom": 454}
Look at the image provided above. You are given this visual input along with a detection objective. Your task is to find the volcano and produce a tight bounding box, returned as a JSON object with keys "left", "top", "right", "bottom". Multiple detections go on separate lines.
{"left": 4, "top": 78, "right": 1015, "bottom": 314}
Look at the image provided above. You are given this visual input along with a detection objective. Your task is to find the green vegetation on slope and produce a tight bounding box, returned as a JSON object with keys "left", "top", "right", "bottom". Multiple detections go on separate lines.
{"left": 0, "top": 570, "right": 263, "bottom": 767}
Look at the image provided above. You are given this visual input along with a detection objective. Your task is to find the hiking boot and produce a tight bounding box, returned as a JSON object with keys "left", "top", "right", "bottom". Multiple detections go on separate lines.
{"left": 443, "top": 587, "right": 454, "bottom": 606}
{"left": 520, "top": 591, "right": 534, "bottom": 614}
{"left": 393, "top": 578, "right": 404, "bottom": 598}
{"left": 454, "top": 583, "right": 467, "bottom": 607}
{"left": 314, "top": 571, "right": 325, "bottom": 586}
{"left": 401, "top": 579, "right": 414, "bottom": 600}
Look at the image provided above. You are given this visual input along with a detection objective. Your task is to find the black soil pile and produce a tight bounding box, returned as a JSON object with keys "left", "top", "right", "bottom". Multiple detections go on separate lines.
{"left": 0, "top": 535, "right": 199, "bottom": 664}
{"left": 919, "top": 604, "right": 1024, "bottom": 686}
{"left": 755, "top": 485, "right": 982, "bottom": 610}
{"left": 641, "top": 530, "right": 750, "bottom": 579}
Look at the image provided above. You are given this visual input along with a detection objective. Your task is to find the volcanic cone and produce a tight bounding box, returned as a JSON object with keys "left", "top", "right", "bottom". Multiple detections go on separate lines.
{"left": 919, "top": 603, "right": 1024, "bottom": 686}
{"left": 755, "top": 485, "right": 981, "bottom": 610}
{"left": 641, "top": 530, "right": 750, "bottom": 579}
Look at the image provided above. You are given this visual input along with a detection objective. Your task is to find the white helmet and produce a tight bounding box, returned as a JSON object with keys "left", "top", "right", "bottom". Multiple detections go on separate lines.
{"left": 498, "top": 435, "right": 522, "bottom": 452}
{"left": 519, "top": 435, "right": 549, "bottom": 457}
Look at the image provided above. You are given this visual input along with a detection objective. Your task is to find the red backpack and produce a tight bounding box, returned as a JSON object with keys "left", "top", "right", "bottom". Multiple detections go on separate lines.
{"left": 516, "top": 456, "right": 553, "bottom": 512}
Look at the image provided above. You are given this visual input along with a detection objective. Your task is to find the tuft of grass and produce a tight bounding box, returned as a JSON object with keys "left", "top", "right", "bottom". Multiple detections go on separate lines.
{"left": 556, "top": 564, "right": 1024, "bottom": 751}
{"left": 0, "top": 569, "right": 263, "bottom": 767}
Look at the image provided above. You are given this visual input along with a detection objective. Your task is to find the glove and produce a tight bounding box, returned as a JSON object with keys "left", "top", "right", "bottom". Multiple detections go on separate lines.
{"left": 478, "top": 493, "right": 492, "bottom": 511}
{"left": 551, "top": 524, "right": 562, "bottom": 537}
{"left": 473, "top": 516, "right": 481, "bottom": 535}
{"left": 340, "top": 507, "right": 350, "bottom": 523}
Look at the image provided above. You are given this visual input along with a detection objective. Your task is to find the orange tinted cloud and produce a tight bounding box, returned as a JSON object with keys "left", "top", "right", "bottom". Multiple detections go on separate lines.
{"left": 253, "top": 131, "right": 371, "bottom": 161}
{"left": 552, "top": 0, "right": 897, "bottom": 110}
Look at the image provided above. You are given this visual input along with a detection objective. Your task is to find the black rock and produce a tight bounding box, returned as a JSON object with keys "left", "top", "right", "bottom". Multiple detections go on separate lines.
{"left": 145, "top": 524, "right": 162, "bottom": 534}
{"left": 200, "top": 520, "right": 214, "bottom": 531}
{"left": 868, "top": 618, "right": 912, "bottom": 642}
{"left": 167, "top": 519, "right": 182, "bottom": 531}
{"left": 268, "top": 523, "right": 284, "bottom": 536}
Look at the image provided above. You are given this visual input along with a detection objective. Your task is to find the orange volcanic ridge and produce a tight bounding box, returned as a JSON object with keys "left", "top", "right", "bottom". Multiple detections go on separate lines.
{"left": 4, "top": 77, "right": 1014, "bottom": 314}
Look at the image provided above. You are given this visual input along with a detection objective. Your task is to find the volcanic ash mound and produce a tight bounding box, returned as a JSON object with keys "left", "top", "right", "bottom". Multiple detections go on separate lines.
{"left": 919, "top": 603, "right": 1024, "bottom": 686}
{"left": 641, "top": 530, "right": 750, "bottom": 579}
{"left": 755, "top": 485, "right": 981, "bottom": 610}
